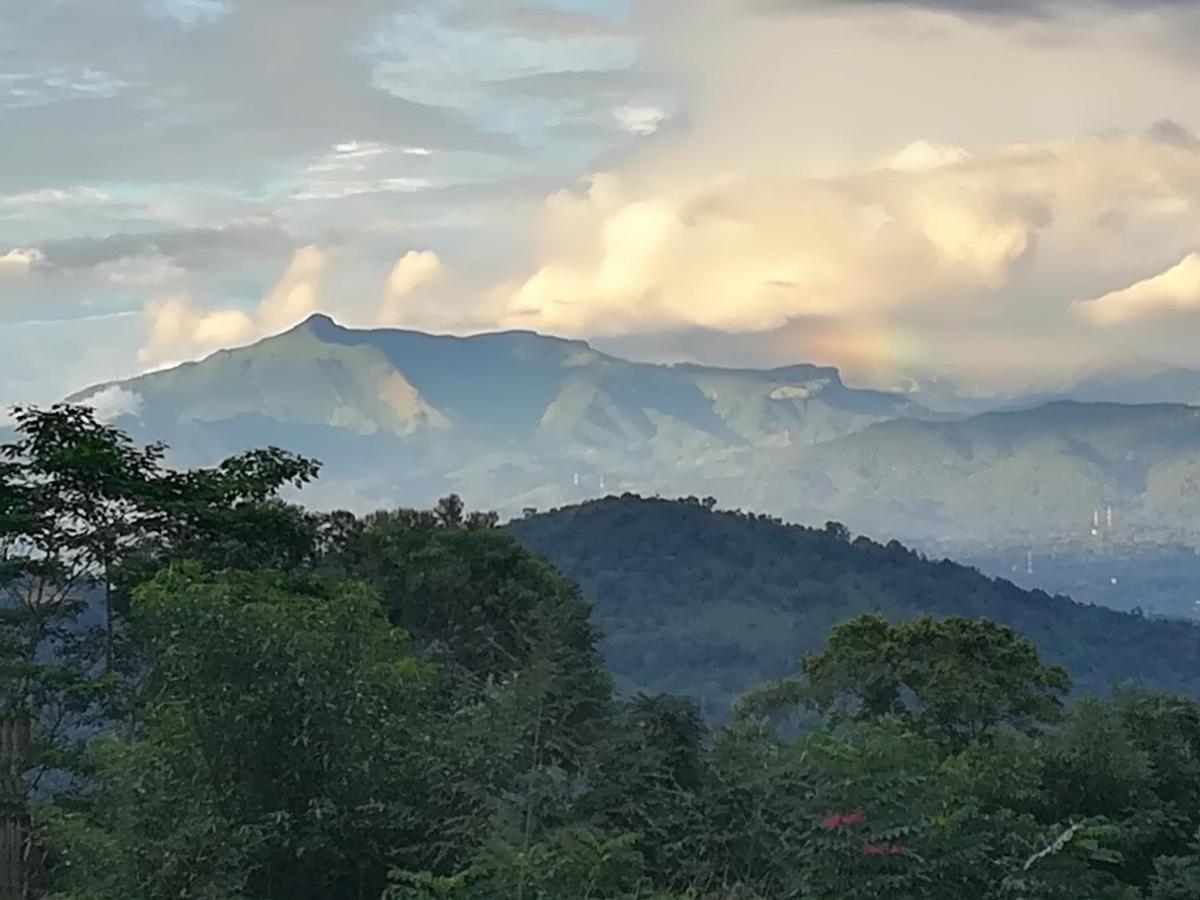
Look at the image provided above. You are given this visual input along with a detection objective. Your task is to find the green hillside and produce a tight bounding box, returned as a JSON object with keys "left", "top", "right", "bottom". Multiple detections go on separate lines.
{"left": 509, "top": 495, "right": 1200, "bottom": 720}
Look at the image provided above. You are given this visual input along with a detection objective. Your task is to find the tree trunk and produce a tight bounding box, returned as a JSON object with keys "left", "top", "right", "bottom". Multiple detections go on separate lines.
{"left": 0, "top": 716, "right": 34, "bottom": 900}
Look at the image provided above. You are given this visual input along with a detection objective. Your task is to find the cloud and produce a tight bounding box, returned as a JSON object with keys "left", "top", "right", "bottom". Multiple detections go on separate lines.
{"left": 139, "top": 296, "right": 257, "bottom": 366}
{"left": 0, "top": 0, "right": 501, "bottom": 195}
{"left": 0, "top": 248, "right": 43, "bottom": 275}
{"left": 1076, "top": 252, "right": 1200, "bottom": 325}
{"left": 379, "top": 250, "right": 444, "bottom": 324}
{"left": 881, "top": 141, "right": 970, "bottom": 172}
{"left": 762, "top": 0, "right": 1200, "bottom": 18}
{"left": 138, "top": 243, "right": 455, "bottom": 363}
{"left": 482, "top": 1, "right": 1200, "bottom": 387}
{"left": 291, "top": 141, "right": 438, "bottom": 201}
{"left": 504, "top": 155, "right": 1049, "bottom": 336}
{"left": 93, "top": 254, "right": 189, "bottom": 288}
{"left": 257, "top": 245, "right": 328, "bottom": 333}
{"left": 12, "top": 0, "right": 1200, "bottom": 401}
{"left": 614, "top": 104, "right": 667, "bottom": 135}
{"left": 0, "top": 219, "right": 298, "bottom": 328}
{"left": 1146, "top": 118, "right": 1200, "bottom": 149}
{"left": 502, "top": 120, "right": 1200, "bottom": 383}
{"left": 35, "top": 220, "right": 294, "bottom": 272}
{"left": 490, "top": 68, "right": 658, "bottom": 99}
{"left": 445, "top": 2, "right": 631, "bottom": 37}
{"left": 139, "top": 245, "right": 326, "bottom": 365}
{"left": 81, "top": 385, "right": 144, "bottom": 422}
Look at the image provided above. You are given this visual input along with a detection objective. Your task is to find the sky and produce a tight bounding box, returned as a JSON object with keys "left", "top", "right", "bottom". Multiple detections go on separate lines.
{"left": 6, "top": 0, "right": 1200, "bottom": 407}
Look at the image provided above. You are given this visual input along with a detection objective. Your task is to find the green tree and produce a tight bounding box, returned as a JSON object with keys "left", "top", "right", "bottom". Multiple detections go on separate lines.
{"left": 0, "top": 406, "right": 321, "bottom": 800}
{"left": 322, "top": 506, "right": 612, "bottom": 771}
{"left": 799, "top": 614, "right": 1070, "bottom": 743}
{"left": 42, "top": 568, "right": 437, "bottom": 900}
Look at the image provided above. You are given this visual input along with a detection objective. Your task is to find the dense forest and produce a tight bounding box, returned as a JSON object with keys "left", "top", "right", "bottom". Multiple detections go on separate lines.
{"left": 511, "top": 497, "right": 1200, "bottom": 720}
{"left": 4, "top": 406, "right": 1200, "bottom": 899}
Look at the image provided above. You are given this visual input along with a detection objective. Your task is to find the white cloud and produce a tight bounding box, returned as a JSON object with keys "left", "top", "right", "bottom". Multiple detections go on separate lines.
{"left": 139, "top": 295, "right": 257, "bottom": 366}
{"left": 293, "top": 141, "right": 437, "bottom": 200}
{"left": 1076, "top": 252, "right": 1200, "bottom": 325}
{"left": 882, "top": 141, "right": 970, "bottom": 172}
{"left": 15, "top": 0, "right": 1200, "bottom": 399}
{"left": 503, "top": 123, "right": 1200, "bottom": 383}
{"left": 257, "top": 245, "right": 327, "bottom": 333}
{"left": 139, "top": 245, "right": 326, "bottom": 365}
{"left": 505, "top": 157, "right": 1046, "bottom": 336}
{"left": 138, "top": 245, "right": 455, "bottom": 364}
{"left": 0, "top": 248, "right": 43, "bottom": 275}
{"left": 96, "top": 253, "right": 188, "bottom": 288}
{"left": 380, "top": 250, "right": 444, "bottom": 324}
{"left": 0, "top": 187, "right": 110, "bottom": 208}
{"left": 82, "top": 385, "right": 144, "bottom": 422}
{"left": 614, "top": 104, "right": 666, "bottom": 136}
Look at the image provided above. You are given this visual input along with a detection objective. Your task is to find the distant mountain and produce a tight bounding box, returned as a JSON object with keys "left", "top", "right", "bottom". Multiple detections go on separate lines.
{"left": 770, "top": 400, "right": 1200, "bottom": 547}
{"left": 67, "top": 314, "right": 925, "bottom": 514}
{"left": 960, "top": 350, "right": 1200, "bottom": 412}
{"left": 1052, "top": 356, "right": 1200, "bottom": 407}
{"left": 61, "top": 317, "right": 1200, "bottom": 551}
{"left": 877, "top": 348, "right": 1200, "bottom": 414}
{"left": 510, "top": 496, "right": 1200, "bottom": 720}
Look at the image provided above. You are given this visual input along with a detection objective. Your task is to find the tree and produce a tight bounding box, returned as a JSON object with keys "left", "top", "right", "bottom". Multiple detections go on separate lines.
{"left": 0, "top": 405, "right": 170, "bottom": 825}
{"left": 42, "top": 567, "right": 438, "bottom": 900}
{"left": 322, "top": 506, "right": 612, "bottom": 771}
{"left": 0, "top": 407, "right": 322, "bottom": 794}
{"left": 800, "top": 614, "right": 1070, "bottom": 743}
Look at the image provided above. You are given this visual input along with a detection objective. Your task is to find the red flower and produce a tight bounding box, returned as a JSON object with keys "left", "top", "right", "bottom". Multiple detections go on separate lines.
{"left": 862, "top": 842, "right": 904, "bottom": 857}
{"left": 821, "top": 810, "right": 867, "bottom": 830}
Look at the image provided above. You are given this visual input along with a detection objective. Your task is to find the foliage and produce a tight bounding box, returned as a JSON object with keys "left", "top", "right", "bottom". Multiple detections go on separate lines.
{"left": 7, "top": 408, "right": 1200, "bottom": 900}
{"left": 320, "top": 507, "right": 612, "bottom": 773}
{"left": 509, "top": 495, "right": 1200, "bottom": 719}
{"left": 41, "top": 568, "right": 436, "bottom": 900}
{"left": 0, "top": 406, "right": 321, "bottom": 796}
{"left": 797, "top": 614, "right": 1071, "bottom": 743}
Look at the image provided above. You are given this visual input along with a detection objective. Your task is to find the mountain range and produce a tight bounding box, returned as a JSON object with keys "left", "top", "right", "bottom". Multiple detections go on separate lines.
{"left": 64, "top": 314, "right": 1200, "bottom": 551}
{"left": 66, "top": 314, "right": 926, "bottom": 513}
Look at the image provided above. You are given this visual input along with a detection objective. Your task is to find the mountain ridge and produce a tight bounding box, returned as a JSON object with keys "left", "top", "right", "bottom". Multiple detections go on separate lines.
{"left": 509, "top": 495, "right": 1200, "bottom": 719}
{"left": 60, "top": 315, "right": 1200, "bottom": 551}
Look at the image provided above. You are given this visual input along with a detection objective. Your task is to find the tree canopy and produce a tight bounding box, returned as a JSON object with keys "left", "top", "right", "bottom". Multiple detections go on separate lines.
{"left": 3, "top": 407, "right": 1200, "bottom": 899}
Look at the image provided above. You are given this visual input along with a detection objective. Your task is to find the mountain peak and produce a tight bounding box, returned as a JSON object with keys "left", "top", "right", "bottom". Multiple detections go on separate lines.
{"left": 293, "top": 312, "right": 343, "bottom": 336}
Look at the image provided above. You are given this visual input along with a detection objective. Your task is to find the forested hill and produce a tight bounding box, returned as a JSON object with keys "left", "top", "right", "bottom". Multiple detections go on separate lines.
{"left": 509, "top": 496, "right": 1200, "bottom": 720}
